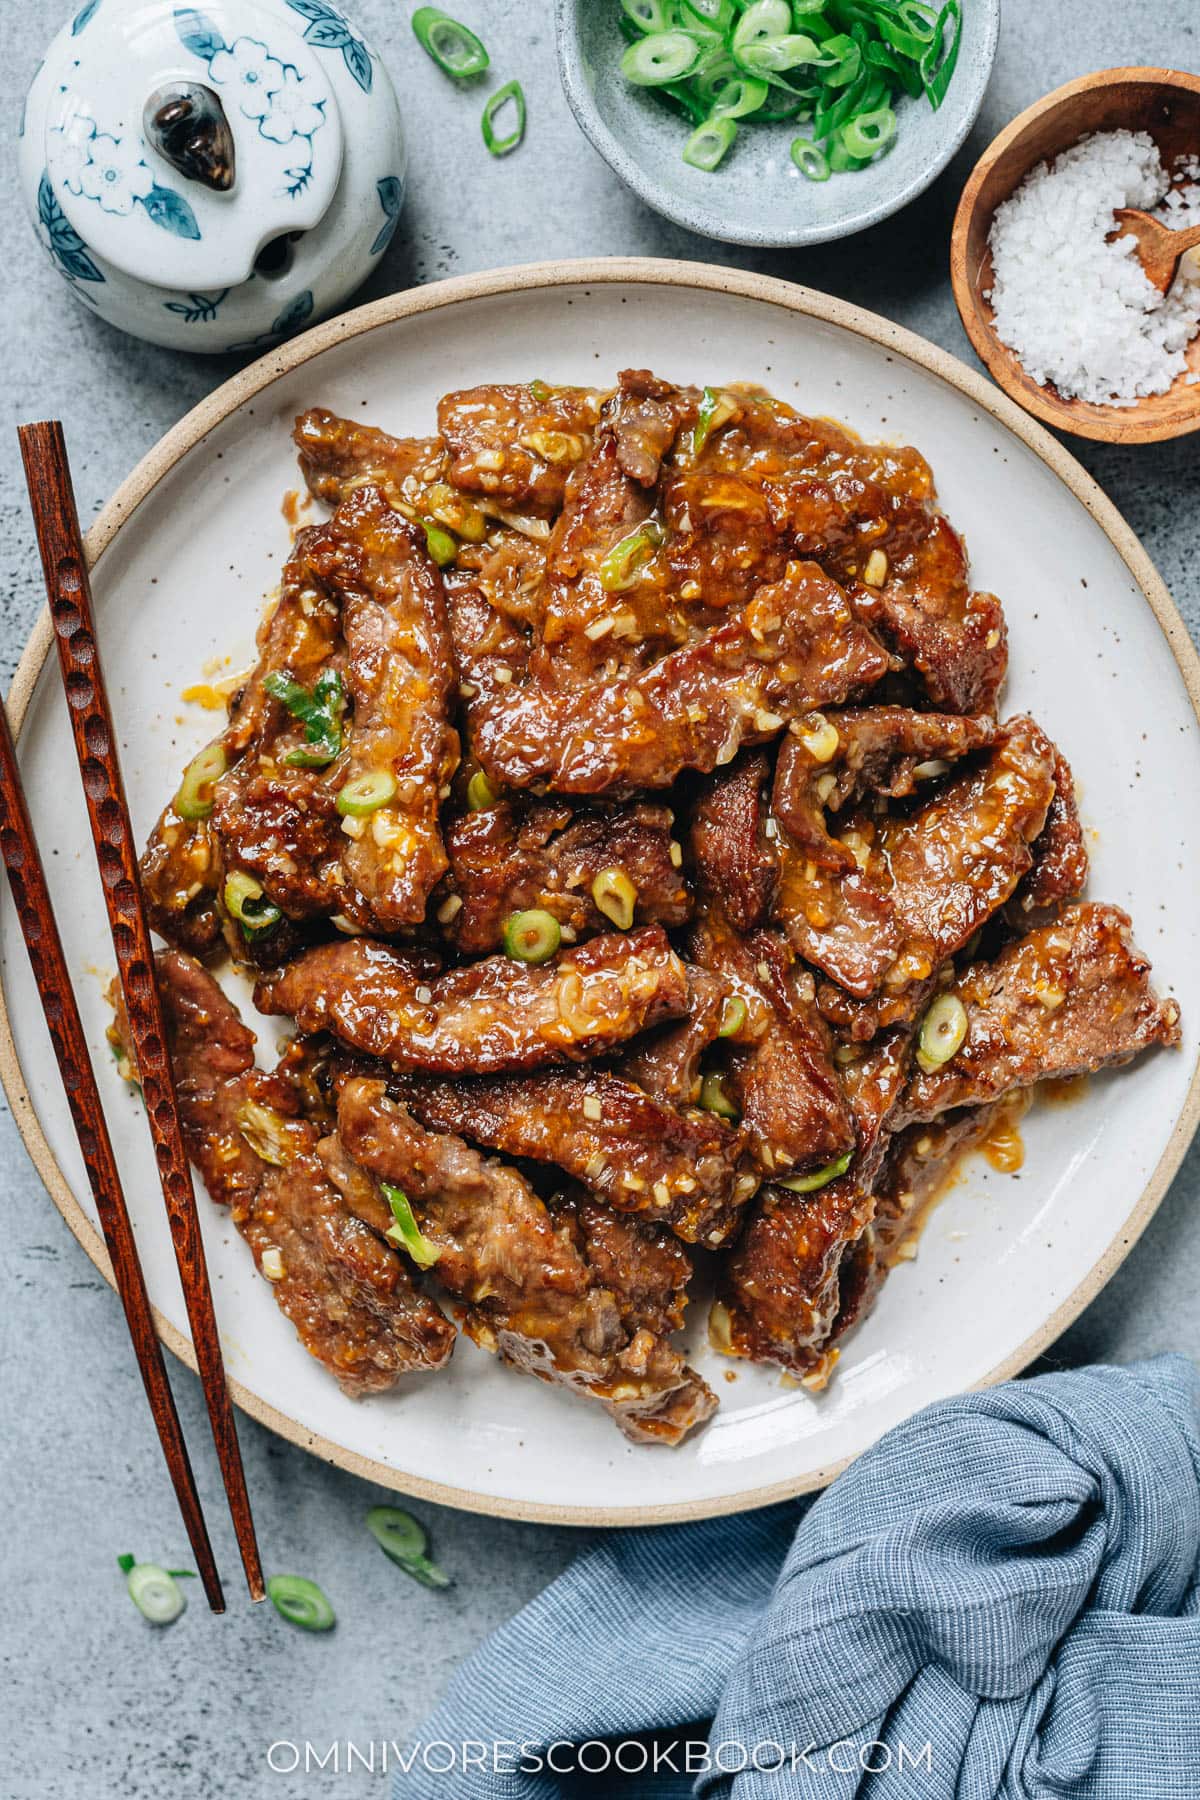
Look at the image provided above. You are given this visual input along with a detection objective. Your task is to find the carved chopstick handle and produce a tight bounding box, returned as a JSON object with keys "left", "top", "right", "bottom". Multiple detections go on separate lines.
{"left": 18, "top": 419, "right": 264, "bottom": 1603}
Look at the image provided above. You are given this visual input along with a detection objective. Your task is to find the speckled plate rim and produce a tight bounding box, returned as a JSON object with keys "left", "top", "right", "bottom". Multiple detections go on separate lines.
{"left": 553, "top": 0, "right": 1001, "bottom": 248}
{"left": 4, "top": 256, "right": 1200, "bottom": 1527}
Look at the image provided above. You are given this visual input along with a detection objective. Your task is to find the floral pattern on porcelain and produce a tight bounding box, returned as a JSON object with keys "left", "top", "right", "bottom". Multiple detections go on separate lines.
{"left": 178, "top": 17, "right": 328, "bottom": 198}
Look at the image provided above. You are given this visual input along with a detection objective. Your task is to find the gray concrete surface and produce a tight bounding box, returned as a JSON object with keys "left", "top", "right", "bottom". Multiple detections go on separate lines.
{"left": 1, "top": 2, "right": 1198, "bottom": 1794}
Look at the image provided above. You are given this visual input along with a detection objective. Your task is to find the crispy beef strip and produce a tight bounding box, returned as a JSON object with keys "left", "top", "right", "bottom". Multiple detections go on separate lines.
{"left": 772, "top": 706, "right": 998, "bottom": 868}
{"left": 1006, "top": 738, "right": 1088, "bottom": 923}
{"left": 660, "top": 388, "right": 1007, "bottom": 713}
{"left": 111, "top": 950, "right": 454, "bottom": 1394}
{"left": 399, "top": 1068, "right": 748, "bottom": 1246}
{"left": 437, "top": 382, "right": 603, "bottom": 513}
{"left": 897, "top": 903, "right": 1182, "bottom": 1126}
{"left": 690, "top": 910, "right": 854, "bottom": 1178}
{"left": 830, "top": 1104, "right": 1004, "bottom": 1354}
{"left": 690, "top": 752, "right": 779, "bottom": 933}
{"left": 531, "top": 371, "right": 698, "bottom": 684}
{"left": 140, "top": 512, "right": 347, "bottom": 954}
{"left": 337, "top": 1078, "right": 715, "bottom": 1443}
{"left": 778, "top": 713, "right": 1057, "bottom": 999}
{"left": 717, "top": 1028, "right": 912, "bottom": 1377}
{"left": 621, "top": 966, "right": 730, "bottom": 1107}
{"left": 257, "top": 926, "right": 690, "bottom": 1074}
{"left": 470, "top": 559, "right": 890, "bottom": 796}
{"left": 298, "top": 485, "right": 460, "bottom": 929}
{"left": 437, "top": 798, "right": 690, "bottom": 954}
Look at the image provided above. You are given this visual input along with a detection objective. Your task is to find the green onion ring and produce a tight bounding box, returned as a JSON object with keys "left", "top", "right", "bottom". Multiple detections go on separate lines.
{"left": 266, "top": 1574, "right": 336, "bottom": 1632}
{"left": 411, "top": 7, "right": 489, "bottom": 78}
{"left": 683, "top": 115, "right": 737, "bottom": 170}
{"left": 481, "top": 80, "right": 526, "bottom": 156}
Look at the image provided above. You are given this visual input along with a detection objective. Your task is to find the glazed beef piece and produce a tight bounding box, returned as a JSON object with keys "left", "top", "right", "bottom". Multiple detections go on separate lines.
{"left": 399, "top": 1068, "right": 749, "bottom": 1246}
{"left": 690, "top": 752, "right": 779, "bottom": 933}
{"left": 337, "top": 1078, "right": 715, "bottom": 1443}
{"left": 120, "top": 950, "right": 455, "bottom": 1395}
{"left": 1006, "top": 738, "right": 1088, "bottom": 922}
{"left": 778, "top": 714, "right": 1058, "bottom": 999}
{"left": 469, "top": 559, "right": 890, "bottom": 796}
{"left": 531, "top": 372, "right": 698, "bottom": 684}
{"left": 716, "top": 1028, "right": 912, "bottom": 1378}
{"left": 898, "top": 903, "right": 1182, "bottom": 1125}
{"left": 295, "top": 408, "right": 449, "bottom": 516}
{"left": 139, "top": 801, "right": 224, "bottom": 958}
{"left": 438, "top": 799, "right": 690, "bottom": 955}
{"left": 257, "top": 926, "right": 691, "bottom": 1074}
{"left": 772, "top": 706, "right": 998, "bottom": 867}
{"left": 689, "top": 910, "right": 854, "bottom": 1179}
{"left": 437, "top": 381, "right": 603, "bottom": 513}
{"left": 621, "top": 966, "right": 730, "bottom": 1107}
{"left": 299, "top": 484, "right": 460, "bottom": 930}
{"left": 830, "top": 1103, "right": 1003, "bottom": 1352}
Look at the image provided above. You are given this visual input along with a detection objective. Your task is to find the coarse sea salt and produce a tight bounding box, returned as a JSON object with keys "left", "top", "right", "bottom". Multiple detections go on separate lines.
{"left": 986, "top": 130, "right": 1200, "bottom": 406}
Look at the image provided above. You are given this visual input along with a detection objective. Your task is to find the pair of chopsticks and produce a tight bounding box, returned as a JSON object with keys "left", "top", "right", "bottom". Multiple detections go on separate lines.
{"left": 8, "top": 422, "right": 263, "bottom": 1612}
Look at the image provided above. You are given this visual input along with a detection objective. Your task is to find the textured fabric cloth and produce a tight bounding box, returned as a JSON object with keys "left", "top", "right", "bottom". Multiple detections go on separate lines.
{"left": 396, "top": 1358, "right": 1200, "bottom": 1799}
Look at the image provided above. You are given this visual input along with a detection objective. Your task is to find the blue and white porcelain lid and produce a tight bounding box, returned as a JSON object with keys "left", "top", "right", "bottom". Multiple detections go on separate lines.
{"left": 43, "top": 0, "right": 344, "bottom": 289}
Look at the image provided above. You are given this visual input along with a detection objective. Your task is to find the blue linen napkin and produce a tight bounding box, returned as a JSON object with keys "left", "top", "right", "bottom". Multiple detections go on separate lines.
{"left": 396, "top": 1357, "right": 1200, "bottom": 1799}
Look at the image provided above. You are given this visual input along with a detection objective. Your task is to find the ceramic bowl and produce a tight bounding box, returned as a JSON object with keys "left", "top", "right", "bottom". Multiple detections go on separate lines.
{"left": 554, "top": 0, "right": 1000, "bottom": 247}
{"left": 951, "top": 67, "right": 1200, "bottom": 444}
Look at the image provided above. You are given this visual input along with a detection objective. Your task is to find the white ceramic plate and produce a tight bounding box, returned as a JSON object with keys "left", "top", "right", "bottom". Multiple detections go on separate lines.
{"left": 4, "top": 261, "right": 1199, "bottom": 1525}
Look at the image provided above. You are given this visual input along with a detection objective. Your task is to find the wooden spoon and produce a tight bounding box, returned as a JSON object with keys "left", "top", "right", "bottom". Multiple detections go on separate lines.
{"left": 1111, "top": 207, "right": 1200, "bottom": 294}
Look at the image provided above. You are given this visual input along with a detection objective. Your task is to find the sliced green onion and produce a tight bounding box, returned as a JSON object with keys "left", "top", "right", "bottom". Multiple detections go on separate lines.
{"left": 699, "top": 1071, "right": 738, "bottom": 1120}
{"left": 592, "top": 867, "right": 637, "bottom": 931}
{"left": 127, "top": 1563, "right": 186, "bottom": 1626}
{"left": 791, "top": 136, "right": 830, "bottom": 180}
{"left": 366, "top": 1505, "right": 427, "bottom": 1561}
{"left": 736, "top": 34, "right": 821, "bottom": 75}
{"left": 917, "top": 992, "right": 968, "bottom": 1072}
{"left": 336, "top": 769, "right": 397, "bottom": 817}
{"left": 390, "top": 1551, "right": 454, "bottom": 1589}
{"left": 423, "top": 519, "right": 458, "bottom": 565}
{"left": 778, "top": 1150, "right": 853, "bottom": 1193}
{"left": 116, "top": 1552, "right": 136, "bottom": 1574}
{"left": 691, "top": 385, "right": 720, "bottom": 457}
{"left": 864, "top": 38, "right": 924, "bottom": 97}
{"left": 481, "top": 80, "right": 526, "bottom": 157}
{"left": 598, "top": 518, "right": 663, "bottom": 591}
{"left": 709, "top": 74, "right": 770, "bottom": 118}
{"left": 921, "top": 0, "right": 962, "bottom": 109}
{"left": 684, "top": 115, "right": 737, "bottom": 168}
{"left": 717, "top": 994, "right": 747, "bottom": 1038}
{"left": 731, "top": 0, "right": 791, "bottom": 50}
{"left": 264, "top": 667, "right": 345, "bottom": 768}
{"left": 828, "top": 137, "right": 870, "bottom": 172}
{"left": 816, "top": 35, "right": 862, "bottom": 87}
{"left": 620, "top": 0, "right": 676, "bottom": 29}
{"left": 467, "top": 768, "right": 498, "bottom": 810}
{"left": 529, "top": 378, "right": 550, "bottom": 403}
{"left": 223, "top": 871, "right": 281, "bottom": 940}
{"left": 174, "top": 741, "right": 227, "bottom": 821}
{"left": 382, "top": 1183, "right": 442, "bottom": 1270}
{"left": 680, "top": 0, "right": 735, "bottom": 29}
{"left": 657, "top": 78, "right": 709, "bottom": 123}
{"left": 411, "top": 7, "right": 489, "bottom": 79}
{"left": 266, "top": 1574, "right": 336, "bottom": 1632}
{"left": 502, "top": 908, "right": 561, "bottom": 964}
{"left": 621, "top": 29, "right": 702, "bottom": 85}
{"left": 840, "top": 106, "right": 897, "bottom": 159}
{"left": 690, "top": 49, "right": 738, "bottom": 106}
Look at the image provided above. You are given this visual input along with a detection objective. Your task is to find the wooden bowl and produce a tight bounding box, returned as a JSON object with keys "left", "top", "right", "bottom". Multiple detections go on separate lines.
{"left": 951, "top": 67, "right": 1200, "bottom": 444}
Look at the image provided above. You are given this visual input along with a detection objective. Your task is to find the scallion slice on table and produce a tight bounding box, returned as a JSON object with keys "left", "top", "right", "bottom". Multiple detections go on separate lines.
{"left": 126, "top": 1562, "right": 187, "bottom": 1626}
{"left": 365, "top": 1506, "right": 454, "bottom": 1590}
{"left": 612, "top": 0, "right": 963, "bottom": 175}
{"left": 481, "top": 80, "right": 526, "bottom": 157}
{"left": 382, "top": 1183, "right": 442, "bottom": 1270}
{"left": 411, "top": 7, "right": 489, "bottom": 79}
{"left": 267, "top": 1574, "right": 336, "bottom": 1632}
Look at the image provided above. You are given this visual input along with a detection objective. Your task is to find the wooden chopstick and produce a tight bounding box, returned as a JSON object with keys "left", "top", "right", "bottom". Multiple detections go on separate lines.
{"left": 18, "top": 420, "right": 265, "bottom": 1604}
{"left": 0, "top": 697, "right": 225, "bottom": 1612}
